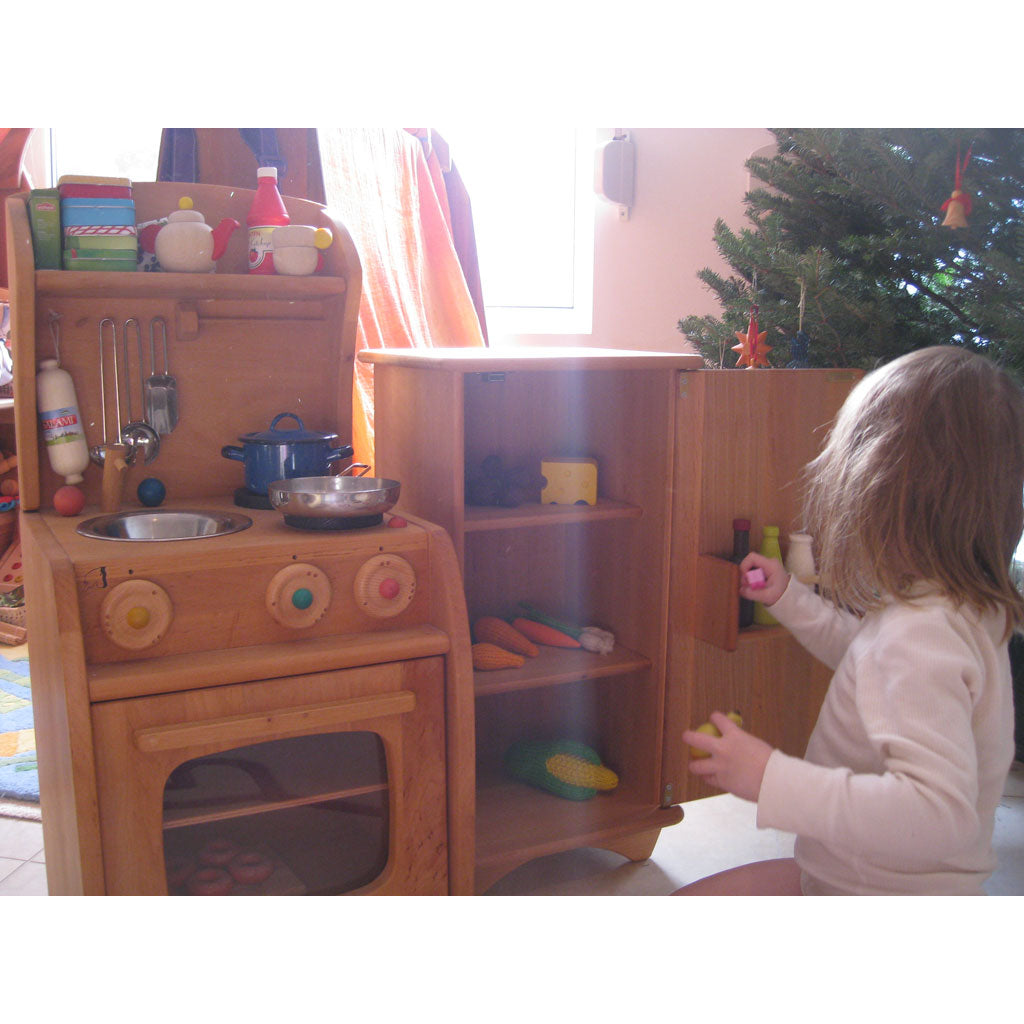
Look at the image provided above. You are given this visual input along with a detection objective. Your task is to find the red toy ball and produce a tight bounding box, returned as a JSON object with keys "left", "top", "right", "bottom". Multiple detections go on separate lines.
{"left": 53, "top": 485, "right": 86, "bottom": 517}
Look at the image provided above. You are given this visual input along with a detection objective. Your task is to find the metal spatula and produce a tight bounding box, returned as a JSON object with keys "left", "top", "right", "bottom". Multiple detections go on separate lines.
{"left": 145, "top": 317, "right": 178, "bottom": 435}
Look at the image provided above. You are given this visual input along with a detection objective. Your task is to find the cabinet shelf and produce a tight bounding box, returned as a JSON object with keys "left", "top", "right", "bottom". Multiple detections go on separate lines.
{"left": 475, "top": 777, "right": 682, "bottom": 880}
{"left": 474, "top": 643, "right": 651, "bottom": 697}
{"left": 464, "top": 498, "right": 642, "bottom": 533}
{"left": 163, "top": 783, "right": 388, "bottom": 830}
{"left": 33, "top": 268, "right": 346, "bottom": 302}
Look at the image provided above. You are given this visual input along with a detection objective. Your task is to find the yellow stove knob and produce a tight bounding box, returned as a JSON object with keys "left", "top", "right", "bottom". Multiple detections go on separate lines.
{"left": 101, "top": 580, "right": 173, "bottom": 650}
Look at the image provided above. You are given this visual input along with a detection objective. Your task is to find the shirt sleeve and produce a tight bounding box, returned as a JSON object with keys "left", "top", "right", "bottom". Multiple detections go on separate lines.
{"left": 756, "top": 607, "right": 982, "bottom": 863}
{"left": 767, "top": 577, "right": 863, "bottom": 670}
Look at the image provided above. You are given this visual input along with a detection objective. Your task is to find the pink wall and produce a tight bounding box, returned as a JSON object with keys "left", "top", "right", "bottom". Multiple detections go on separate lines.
{"left": 507, "top": 127, "right": 774, "bottom": 353}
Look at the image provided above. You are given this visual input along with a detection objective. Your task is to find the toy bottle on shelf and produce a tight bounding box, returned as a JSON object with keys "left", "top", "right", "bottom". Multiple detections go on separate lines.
{"left": 785, "top": 532, "right": 817, "bottom": 586}
{"left": 36, "top": 358, "right": 89, "bottom": 485}
{"left": 732, "top": 517, "right": 755, "bottom": 628}
{"left": 753, "top": 524, "right": 783, "bottom": 626}
{"left": 247, "top": 166, "right": 290, "bottom": 275}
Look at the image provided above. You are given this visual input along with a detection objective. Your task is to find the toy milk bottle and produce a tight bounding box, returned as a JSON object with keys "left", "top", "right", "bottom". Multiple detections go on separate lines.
{"left": 36, "top": 358, "right": 89, "bottom": 484}
{"left": 753, "top": 525, "right": 782, "bottom": 626}
{"left": 247, "top": 166, "right": 289, "bottom": 274}
{"left": 732, "top": 517, "right": 755, "bottom": 628}
{"left": 785, "top": 532, "right": 817, "bottom": 586}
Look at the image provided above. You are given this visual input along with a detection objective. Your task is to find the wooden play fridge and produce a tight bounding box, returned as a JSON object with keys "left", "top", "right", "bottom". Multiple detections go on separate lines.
{"left": 361, "top": 348, "right": 861, "bottom": 892}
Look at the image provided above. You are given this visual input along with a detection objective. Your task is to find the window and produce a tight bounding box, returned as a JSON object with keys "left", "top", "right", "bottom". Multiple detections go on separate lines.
{"left": 440, "top": 127, "right": 596, "bottom": 339}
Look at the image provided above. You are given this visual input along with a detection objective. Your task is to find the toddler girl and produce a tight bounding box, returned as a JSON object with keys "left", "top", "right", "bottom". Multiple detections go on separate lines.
{"left": 678, "top": 346, "right": 1024, "bottom": 895}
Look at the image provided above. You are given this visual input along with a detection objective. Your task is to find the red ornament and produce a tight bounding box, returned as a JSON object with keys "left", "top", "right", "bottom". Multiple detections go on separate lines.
{"left": 732, "top": 306, "right": 772, "bottom": 368}
{"left": 940, "top": 141, "right": 973, "bottom": 229}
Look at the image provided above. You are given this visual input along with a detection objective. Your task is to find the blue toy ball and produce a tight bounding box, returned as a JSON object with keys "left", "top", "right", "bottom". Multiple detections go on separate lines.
{"left": 137, "top": 477, "right": 167, "bottom": 507}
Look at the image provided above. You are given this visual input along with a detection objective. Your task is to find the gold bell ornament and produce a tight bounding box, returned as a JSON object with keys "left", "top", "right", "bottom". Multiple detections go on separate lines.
{"left": 940, "top": 141, "right": 973, "bottom": 229}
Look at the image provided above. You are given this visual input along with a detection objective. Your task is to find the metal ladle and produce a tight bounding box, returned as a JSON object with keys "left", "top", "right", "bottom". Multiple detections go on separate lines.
{"left": 119, "top": 318, "right": 160, "bottom": 465}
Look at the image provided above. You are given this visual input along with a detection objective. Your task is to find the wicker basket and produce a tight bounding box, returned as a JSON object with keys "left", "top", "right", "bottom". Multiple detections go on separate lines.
{"left": 0, "top": 603, "right": 26, "bottom": 628}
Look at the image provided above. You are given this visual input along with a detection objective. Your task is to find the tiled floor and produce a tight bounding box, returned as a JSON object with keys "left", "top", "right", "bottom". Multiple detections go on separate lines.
{"left": 3, "top": 762, "right": 1022, "bottom": 895}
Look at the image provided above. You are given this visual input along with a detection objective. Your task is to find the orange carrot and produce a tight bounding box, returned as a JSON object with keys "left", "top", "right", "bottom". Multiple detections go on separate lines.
{"left": 511, "top": 617, "right": 581, "bottom": 648}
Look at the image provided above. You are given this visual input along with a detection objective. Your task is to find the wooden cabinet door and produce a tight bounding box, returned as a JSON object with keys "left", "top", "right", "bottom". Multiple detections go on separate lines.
{"left": 663, "top": 369, "right": 861, "bottom": 804}
{"left": 92, "top": 657, "right": 449, "bottom": 895}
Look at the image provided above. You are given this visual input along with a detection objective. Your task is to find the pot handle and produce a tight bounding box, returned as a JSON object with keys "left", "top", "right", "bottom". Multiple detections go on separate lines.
{"left": 336, "top": 462, "right": 372, "bottom": 478}
{"left": 325, "top": 444, "right": 356, "bottom": 464}
{"left": 221, "top": 445, "right": 245, "bottom": 462}
{"left": 270, "top": 412, "right": 304, "bottom": 432}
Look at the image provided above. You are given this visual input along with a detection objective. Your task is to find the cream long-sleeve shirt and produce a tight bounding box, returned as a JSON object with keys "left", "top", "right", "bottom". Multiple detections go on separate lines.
{"left": 756, "top": 577, "right": 1015, "bottom": 895}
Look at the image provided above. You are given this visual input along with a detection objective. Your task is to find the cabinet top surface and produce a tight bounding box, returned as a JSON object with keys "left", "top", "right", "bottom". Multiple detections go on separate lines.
{"left": 357, "top": 346, "right": 705, "bottom": 371}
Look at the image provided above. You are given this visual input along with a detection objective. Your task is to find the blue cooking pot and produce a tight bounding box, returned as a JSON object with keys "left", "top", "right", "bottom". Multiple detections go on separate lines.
{"left": 221, "top": 412, "right": 354, "bottom": 495}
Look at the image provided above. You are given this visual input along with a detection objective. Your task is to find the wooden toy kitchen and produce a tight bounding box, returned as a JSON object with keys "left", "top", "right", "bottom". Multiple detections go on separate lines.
{"left": 5, "top": 177, "right": 860, "bottom": 896}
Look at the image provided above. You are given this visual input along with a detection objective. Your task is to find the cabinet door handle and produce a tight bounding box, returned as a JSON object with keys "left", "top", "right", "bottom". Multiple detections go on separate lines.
{"left": 133, "top": 690, "right": 417, "bottom": 753}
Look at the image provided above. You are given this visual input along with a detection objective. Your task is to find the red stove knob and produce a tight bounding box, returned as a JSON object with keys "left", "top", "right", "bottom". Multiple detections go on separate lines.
{"left": 355, "top": 554, "right": 416, "bottom": 618}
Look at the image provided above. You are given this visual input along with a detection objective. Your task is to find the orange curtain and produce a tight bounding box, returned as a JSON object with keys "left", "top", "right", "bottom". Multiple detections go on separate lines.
{"left": 317, "top": 129, "right": 486, "bottom": 470}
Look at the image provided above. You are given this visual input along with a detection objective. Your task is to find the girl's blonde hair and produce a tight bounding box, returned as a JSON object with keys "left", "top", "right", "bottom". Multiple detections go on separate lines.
{"left": 803, "top": 346, "right": 1024, "bottom": 635}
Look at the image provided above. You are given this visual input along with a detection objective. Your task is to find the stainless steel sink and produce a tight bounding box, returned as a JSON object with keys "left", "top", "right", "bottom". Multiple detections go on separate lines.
{"left": 76, "top": 509, "right": 253, "bottom": 542}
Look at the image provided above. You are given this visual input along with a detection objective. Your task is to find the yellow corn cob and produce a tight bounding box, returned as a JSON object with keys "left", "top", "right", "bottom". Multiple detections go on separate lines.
{"left": 473, "top": 616, "right": 539, "bottom": 657}
{"left": 472, "top": 642, "right": 526, "bottom": 670}
{"left": 544, "top": 753, "right": 619, "bottom": 791}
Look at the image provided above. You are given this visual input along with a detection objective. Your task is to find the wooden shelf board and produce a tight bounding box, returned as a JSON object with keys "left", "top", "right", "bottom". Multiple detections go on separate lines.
{"left": 32, "top": 269, "right": 346, "bottom": 302}
{"left": 474, "top": 644, "right": 651, "bottom": 697}
{"left": 163, "top": 783, "right": 388, "bottom": 830}
{"left": 464, "top": 498, "right": 642, "bottom": 532}
{"left": 474, "top": 777, "right": 681, "bottom": 869}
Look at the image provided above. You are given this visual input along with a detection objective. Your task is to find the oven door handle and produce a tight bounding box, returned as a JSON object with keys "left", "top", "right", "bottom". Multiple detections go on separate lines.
{"left": 133, "top": 690, "right": 417, "bottom": 753}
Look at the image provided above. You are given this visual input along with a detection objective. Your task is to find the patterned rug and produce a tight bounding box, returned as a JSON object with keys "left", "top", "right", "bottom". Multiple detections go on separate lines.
{"left": 0, "top": 643, "right": 37, "bottom": 808}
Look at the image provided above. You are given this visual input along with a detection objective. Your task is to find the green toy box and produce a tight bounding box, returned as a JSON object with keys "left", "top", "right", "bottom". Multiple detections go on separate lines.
{"left": 28, "top": 189, "right": 61, "bottom": 270}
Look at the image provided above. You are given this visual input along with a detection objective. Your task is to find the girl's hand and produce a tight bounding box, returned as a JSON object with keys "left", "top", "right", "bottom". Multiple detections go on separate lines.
{"left": 683, "top": 712, "right": 774, "bottom": 803}
{"left": 739, "top": 553, "right": 788, "bottom": 606}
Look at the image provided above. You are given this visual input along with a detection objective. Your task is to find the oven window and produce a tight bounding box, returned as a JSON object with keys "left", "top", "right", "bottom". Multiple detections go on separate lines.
{"left": 161, "top": 731, "right": 389, "bottom": 895}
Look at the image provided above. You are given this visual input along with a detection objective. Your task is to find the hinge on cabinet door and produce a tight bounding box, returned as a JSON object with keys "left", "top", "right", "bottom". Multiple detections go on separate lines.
{"left": 478, "top": 372, "right": 506, "bottom": 383}
{"left": 678, "top": 374, "right": 688, "bottom": 399}
{"left": 662, "top": 783, "right": 674, "bottom": 807}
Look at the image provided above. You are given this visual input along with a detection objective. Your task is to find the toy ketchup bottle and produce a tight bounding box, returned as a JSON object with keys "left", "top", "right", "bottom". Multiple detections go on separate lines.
{"left": 247, "top": 166, "right": 289, "bottom": 274}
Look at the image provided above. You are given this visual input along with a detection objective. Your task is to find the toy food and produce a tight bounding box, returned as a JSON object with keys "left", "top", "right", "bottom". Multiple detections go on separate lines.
{"left": 505, "top": 739, "right": 619, "bottom": 801}
{"left": 473, "top": 616, "right": 539, "bottom": 657}
{"left": 511, "top": 617, "right": 581, "bottom": 648}
{"left": 689, "top": 710, "right": 743, "bottom": 759}
{"left": 53, "top": 484, "right": 86, "bottom": 516}
{"left": 472, "top": 642, "right": 525, "bottom": 670}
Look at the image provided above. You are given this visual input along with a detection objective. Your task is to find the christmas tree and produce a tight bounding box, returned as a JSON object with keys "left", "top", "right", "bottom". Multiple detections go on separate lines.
{"left": 678, "top": 129, "right": 1024, "bottom": 376}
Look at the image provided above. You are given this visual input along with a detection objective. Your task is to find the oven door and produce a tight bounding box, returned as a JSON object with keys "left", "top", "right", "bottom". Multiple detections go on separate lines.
{"left": 91, "top": 657, "right": 448, "bottom": 895}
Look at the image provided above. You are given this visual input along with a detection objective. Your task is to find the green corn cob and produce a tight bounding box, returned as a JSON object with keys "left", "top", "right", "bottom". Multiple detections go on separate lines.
{"left": 504, "top": 738, "right": 619, "bottom": 801}
{"left": 545, "top": 753, "right": 619, "bottom": 791}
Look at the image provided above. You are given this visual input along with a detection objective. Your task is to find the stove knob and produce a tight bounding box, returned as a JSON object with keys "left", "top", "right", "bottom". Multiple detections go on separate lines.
{"left": 101, "top": 579, "right": 173, "bottom": 650}
{"left": 354, "top": 554, "right": 416, "bottom": 618}
{"left": 266, "top": 563, "right": 331, "bottom": 629}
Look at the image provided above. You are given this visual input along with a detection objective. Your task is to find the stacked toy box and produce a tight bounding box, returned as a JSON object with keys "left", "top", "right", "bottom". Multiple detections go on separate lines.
{"left": 58, "top": 175, "right": 137, "bottom": 271}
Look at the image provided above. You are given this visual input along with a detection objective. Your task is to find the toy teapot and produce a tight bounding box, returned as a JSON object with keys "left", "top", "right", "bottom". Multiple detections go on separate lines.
{"left": 152, "top": 197, "right": 240, "bottom": 273}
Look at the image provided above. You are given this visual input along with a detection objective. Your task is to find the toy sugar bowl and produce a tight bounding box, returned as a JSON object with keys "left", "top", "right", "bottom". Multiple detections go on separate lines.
{"left": 270, "top": 225, "right": 333, "bottom": 276}
{"left": 154, "top": 197, "right": 240, "bottom": 273}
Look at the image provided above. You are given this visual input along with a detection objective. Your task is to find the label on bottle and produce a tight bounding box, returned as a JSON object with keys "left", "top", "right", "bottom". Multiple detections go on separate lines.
{"left": 248, "top": 225, "right": 276, "bottom": 274}
{"left": 39, "top": 405, "right": 86, "bottom": 446}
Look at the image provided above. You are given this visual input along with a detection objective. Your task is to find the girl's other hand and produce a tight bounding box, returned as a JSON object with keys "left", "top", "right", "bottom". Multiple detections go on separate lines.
{"left": 684, "top": 712, "right": 774, "bottom": 803}
{"left": 739, "top": 553, "right": 788, "bottom": 606}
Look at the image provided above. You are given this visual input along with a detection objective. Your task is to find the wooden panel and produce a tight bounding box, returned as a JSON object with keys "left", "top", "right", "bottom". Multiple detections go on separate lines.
{"left": 20, "top": 515, "right": 106, "bottom": 894}
{"left": 7, "top": 180, "right": 362, "bottom": 513}
{"left": 663, "top": 368, "right": 862, "bottom": 805}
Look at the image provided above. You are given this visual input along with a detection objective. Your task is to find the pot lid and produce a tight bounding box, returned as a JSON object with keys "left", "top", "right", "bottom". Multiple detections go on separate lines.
{"left": 239, "top": 412, "right": 338, "bottom": 445}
